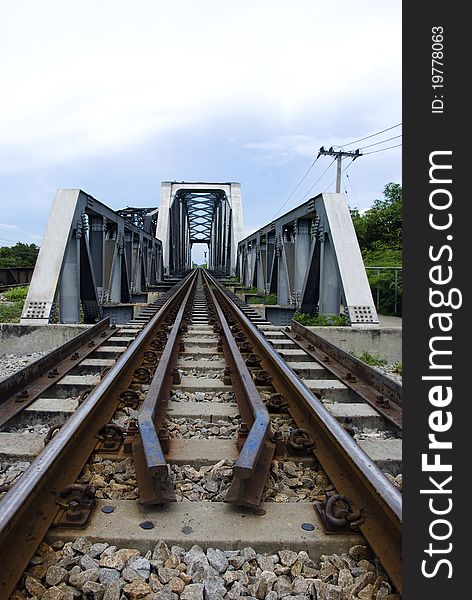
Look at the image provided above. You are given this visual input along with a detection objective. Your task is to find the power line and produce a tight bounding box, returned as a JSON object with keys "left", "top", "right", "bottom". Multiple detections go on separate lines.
{"left": 0, "top": 236, "right": 17, "bottom": 244}
{"left": 336, "top": 122, "right": 402, "bottom": 148}
{"left": 272, "top": 156, "right": 320, "bottom": 219}
{"left": 271, "top": 122, "right": 402, "bottom": 219}
{"left": 363, "top": 143, "right": 402, "bottom": 155}
{"left": 298, "top": 158, "right": 337, "bottom": 204}
{"left": 360, "top": 134, "right": 402, "bottom": 150}
{"left": 345, "top": 173, "right": 359, "bottom": 206}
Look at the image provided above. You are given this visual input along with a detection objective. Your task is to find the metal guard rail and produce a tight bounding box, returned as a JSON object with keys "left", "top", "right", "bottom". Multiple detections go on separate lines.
{"left": 133, "top": 270, "right": 198, "bottom": 503}
{"left": 203, "top": 271, "right": 272, "bottom": 483}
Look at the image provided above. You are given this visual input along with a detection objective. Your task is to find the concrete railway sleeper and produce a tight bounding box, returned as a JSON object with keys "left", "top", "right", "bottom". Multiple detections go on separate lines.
{"left": 0, "top": 276, "right": 193, "bottom": 435}
{"left": 217, "top": 276, "right": 402, "bottom": 481}
{"left": 0, "top": 318, "right": 117, "bottom": 429}
{"left": 0, "top": 268, "right": 403, "bottom": 598}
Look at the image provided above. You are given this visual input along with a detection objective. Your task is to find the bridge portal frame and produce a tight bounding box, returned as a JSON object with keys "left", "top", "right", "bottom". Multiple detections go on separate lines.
{"left": 157, "top": 181, "right": 243, "bottom": 276}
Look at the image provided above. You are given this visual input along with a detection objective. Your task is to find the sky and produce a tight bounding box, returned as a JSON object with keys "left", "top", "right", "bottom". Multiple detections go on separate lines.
{"left": 0, "top": 1, "right": 401, "bottom": 263}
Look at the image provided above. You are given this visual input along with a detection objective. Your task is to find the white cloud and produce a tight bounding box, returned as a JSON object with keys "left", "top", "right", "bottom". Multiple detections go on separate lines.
{"left": 0, "top": 1, "right": 401, "bottom": 172}
{"left": 243, "top": 135, "right": 321, "bottom": 163}
{"left": 0, "top": 223, "right": 18, "bottom": 229}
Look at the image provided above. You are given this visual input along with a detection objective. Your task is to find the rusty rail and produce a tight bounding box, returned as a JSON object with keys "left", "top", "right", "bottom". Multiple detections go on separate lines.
{"left": 0, "top": 318, "right": 116, "bottom": 428}
{"left": 208, "top": 272, "right": 403, "bottom": 595}
{"left": 290, "top": 320, "right": 402, "bottom": 410}
{"left": 202, "top": 270, "right": 274, "bottom": 508}
{"left": 285, "top": 324, "right": 402, "bottom": 429}
{"left": 133, "top": 270, "right": 198, "bottom": 504}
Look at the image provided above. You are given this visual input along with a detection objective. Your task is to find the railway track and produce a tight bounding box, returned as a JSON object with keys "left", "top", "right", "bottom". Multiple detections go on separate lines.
{"left": 0, "top": 269, "right": 402, "bottom": 599}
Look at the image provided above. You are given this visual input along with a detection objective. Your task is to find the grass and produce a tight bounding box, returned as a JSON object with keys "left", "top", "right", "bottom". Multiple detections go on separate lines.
{"left": 0, "top": 286, "right": 28, "bottom": 322}
{"left": 225, "top": 276, "right": 240, "bottom": 284}
{"left": 391, "top": 361, "right": 402, "bottom": 375}
{"left": 351, "top": 350, "right": 387, "bottom": 367}
{"left": 293, "top": 312, "right": 347, "bottom": 326}
{"left": 248, "top": 293, "right": 278, "bottom": 305}
{"left": 0, "top": 302, "right": 24, "bottom": 322}
{"left": 3, "top": 286, "right": 28, "bottom": 301}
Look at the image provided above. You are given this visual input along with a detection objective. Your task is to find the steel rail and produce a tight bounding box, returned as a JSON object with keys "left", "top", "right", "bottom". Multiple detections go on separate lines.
{"left": 207, "top": 272, "right": 403, "bottom": 595}
{"left": 290, "top": 320, "right": 402, "bottom": 411}
{"left": 0, "top": 318, "right": 115, "bottom": 427}
{"left": 133, "top": 270, "right": 198, "bottom": 504}
{"left": 0, "top": 274, "right": 192, "bottom": 598}
{"left": 284, "top": 326, "right": 402, "bottom": 429}
{"left": 201, "top": 270, "right": 274, "bottom": 507}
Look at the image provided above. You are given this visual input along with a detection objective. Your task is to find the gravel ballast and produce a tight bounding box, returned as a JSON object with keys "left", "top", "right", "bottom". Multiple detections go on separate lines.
{"left": 166, "top": 417, "right": 240, "bottom": 440}
{"left": 0, "top": 460, "right": 31, "bottom": 499}
{"left": 0, "top": 352, "right": 45, "bottom": 382}
{"left": 13, "top": 538, "right": 399, "bottom": 599}
{"left": 76, "top": 457, "right": 333, "bottom": 504}
{"left": 170, "top": 391, "right": 236, "bottom": 404}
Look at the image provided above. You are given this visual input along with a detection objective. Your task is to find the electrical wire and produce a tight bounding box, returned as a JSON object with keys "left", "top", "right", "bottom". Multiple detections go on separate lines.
{"left": 272, "top": 156, "right": 320, "bottom": 219}
{"left": 360, "top": 134, "right": 402, "bottom": 151}
{"left": 335, "top": 122, "right": 402, "bottom": 149}
{"left": 298, "top": 158, "right": 337, "bottom": 204}
{"left": 345, "top": 173, "right": 359, "bottom": 206}
{"left": 363, "top": 143, "right": 402, "bottom": 155}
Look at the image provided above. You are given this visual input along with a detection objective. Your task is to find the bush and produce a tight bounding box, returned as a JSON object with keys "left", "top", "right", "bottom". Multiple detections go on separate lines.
{"left": 0, "top": 286, "right": 28, "bottom": 322}
{"left": 293, "top": 312, "right": 347, "bottom": 326}
{"left": 364, "top": 247, "right": 402, "bottom": 316}
{"left": 350, "top": 183, "right": 402, "bottom": 316}
{"left": 392, "top": 361, "right": 403, "bottom": 375}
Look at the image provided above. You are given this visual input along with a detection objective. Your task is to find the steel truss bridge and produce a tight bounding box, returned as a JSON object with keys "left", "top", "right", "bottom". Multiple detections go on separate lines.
{"left": 21, "top": 183, "right": 377, "bottom": 327}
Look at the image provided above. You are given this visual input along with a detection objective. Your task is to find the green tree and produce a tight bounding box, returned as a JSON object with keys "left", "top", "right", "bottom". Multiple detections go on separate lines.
{"left": 0, "top": 243, "right": 39, "bottom": 267}
{"left": 350, "top": 183, "right": 402, "bottom": 315}
{"left": 351, "top": 183, "right": 402, "bottom": 252}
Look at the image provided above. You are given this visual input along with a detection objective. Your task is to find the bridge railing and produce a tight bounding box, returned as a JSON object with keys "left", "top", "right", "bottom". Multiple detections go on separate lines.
{"left": 0, "top": 267, "right": 34, "bottom": 290}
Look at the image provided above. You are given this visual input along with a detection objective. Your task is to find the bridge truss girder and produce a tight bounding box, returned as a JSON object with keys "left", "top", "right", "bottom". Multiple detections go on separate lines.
{"left": 20, "top": 190, "right": 163, "bottom": 325}
{"left": 156, "top": 182, "right": 243, "bottom": 275}
{"left": 237, "top": 193, "right": 379, "bottom": 327}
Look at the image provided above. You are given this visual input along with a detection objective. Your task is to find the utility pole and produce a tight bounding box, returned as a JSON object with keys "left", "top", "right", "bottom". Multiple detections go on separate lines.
{"left": 317, "top": 146, "right": 362, "bottom": 192}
